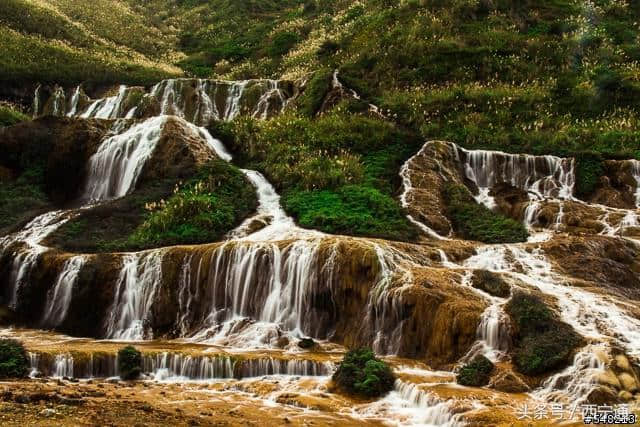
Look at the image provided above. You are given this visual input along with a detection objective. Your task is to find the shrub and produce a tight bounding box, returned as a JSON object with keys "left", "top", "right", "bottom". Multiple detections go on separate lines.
{"left": 118, "top": 346, "right": 142, "bottom": 380}
{"left": 506, "top": 291, "right": 582, "bottom": 375}
{"left": 0, "top": 339, "right": 28, "bottom": 379}
{"left": 333, "top": 348, "right": 395, "bottom": 398}
{"left": 444, "top": 184, "right": 529, "bottom": 243}
{"left": 574, "top": 152, "right": 604, "bottom": 198}
{"left": 456, "top": 355, "right": 494, "bottom": 387}
{"left": 268, "top": 31, "right": 299, "bottom": 57}
{"left": 298, "top": 69, "right": 333, "bottom": 117}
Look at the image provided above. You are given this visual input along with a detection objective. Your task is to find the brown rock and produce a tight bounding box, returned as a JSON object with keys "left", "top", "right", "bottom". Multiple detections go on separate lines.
{"left": 489, "top": 370, "right": 530, "bottom": 393}
{"left": 618, "top": 372, "right": 639, "bottom": 393}
{"left": 587, "top": 385, "right": 621, "bottom": 404}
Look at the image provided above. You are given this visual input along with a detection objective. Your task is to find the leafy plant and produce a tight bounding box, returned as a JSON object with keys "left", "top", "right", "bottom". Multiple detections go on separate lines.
{"left": 0, "top": 339, "right": 28, "bottom": 379}
{"left": 333, "top": 348, "right": 395, "bottom": 398}
{"left": 118, "top": 346, "right": 142, "bottom": 380}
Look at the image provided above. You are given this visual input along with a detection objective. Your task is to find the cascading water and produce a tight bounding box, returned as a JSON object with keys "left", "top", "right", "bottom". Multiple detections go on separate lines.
{"left": 82, "top": 116, "right": 167, "bottom": 202}
{"left": 66, "top": 86, "right": 82, "bottom": 117}
{"left": 104, "top": 251, "right": 165, "bottom": 340}
{"left": 41, "top": 256, "right": 86, "bottom": 328}
{"left": 629, "top": 159, "right": 640, "bottom": 208}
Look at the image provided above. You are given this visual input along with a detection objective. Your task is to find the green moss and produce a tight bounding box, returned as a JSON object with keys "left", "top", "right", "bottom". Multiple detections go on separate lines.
{"left": 0, "top": 105, "right": 29, "bottom": 127}
{"left": 444, "top": 183, "right": 528, "bottom": 244}
{"left": 0, "top": 339, "right": 28, "bottom": 379}
{"left": 284, "top": 185, "right": 418, "bottom": 241}
{"left": 506, "top": 291, "right": 582, "bottom": 376}
{"left": 471, "top": 270, "right": 511, "bottom": 298}
{"left": 456, "top": 355, "right": 494, "bottom": 387}
{"left": 0, "top": 166, "right": 50, "bottom": 232}
{"left": 118, "top": 346, "right": 142, "bottom": 380}
{"left": 333, "top": 348, "right": 395, "bottom": 398}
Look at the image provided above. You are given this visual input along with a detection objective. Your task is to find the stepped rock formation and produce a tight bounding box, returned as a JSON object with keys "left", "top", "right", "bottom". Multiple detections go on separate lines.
{"left": 2, "top": 83, "right": 640, "bottom": 425}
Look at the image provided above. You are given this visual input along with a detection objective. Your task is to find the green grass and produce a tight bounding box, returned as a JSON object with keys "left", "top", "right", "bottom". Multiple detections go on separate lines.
{"left": 506, "top": 291, "right": 582, "bottom": 376}
{"left": 0, "top": 105, "right": 29, "bottom": 127}
{"left": 444, "top": 183, "right": 528, "bottom": 244}
{"left": 332, "top": 348, "right": 395, "bottom": 398}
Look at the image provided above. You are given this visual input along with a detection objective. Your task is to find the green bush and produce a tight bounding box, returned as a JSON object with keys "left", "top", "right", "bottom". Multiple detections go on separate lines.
{"left": 456, "top": 355, "right": 494, "bottom": 387}
{"left": 333, "top": 348, "right": 395, "bottom": 398}
{"left": 0, "top": 339, "right": 28, "bottom": 379}
{"left": 268, "top": 31, "right": 299, "bottom": 57}
{"left": 444, "top": 184, "right": 528, "bottom": 243}
{"left": 506, "top": 291, "right": 582, "bottom": 375}
{"left": 118, "top": 346, "right": 142, "bottom": 380}
{"left": 298, "top": 69, "right": 333, "bottom": 117}
{"left": 574, "top": 152, "right": 604, "bottom": 198}
{"left": 471, "top": 270, "right": 511, "bottom": 298}
{"left": 284, "top": 185, "right": 418, "bottom": 241}
{"left": 0, "top": 166, "right": 49, "bottom": 231}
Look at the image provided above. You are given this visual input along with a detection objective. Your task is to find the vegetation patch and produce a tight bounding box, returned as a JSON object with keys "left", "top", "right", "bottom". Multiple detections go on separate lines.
{"left": 333, "top": 348, "right": 395, "bottom": 398}
{"left": 118, "top": 346, "right": 142, "bottom": 380}
{"left": 456, "top": 355, "right": 494, "bottom": 387}
{"left": 0, "top": 105, "right": 29, "bottom": 127}
{"left": 0, "top": 166, "right": 50, "bottom": 233}
{"left": 506, "top": 291, "right": 582, "bottom": 376}
{"left": 444, "top": 184, "right": 528, "bottom": 244}
{"left": 574, "top": 152, "right": 605, "bottom": 198}
{"left": 471, "top": 270, "right": 511, "bottom": 298}
{"left": 0, "top": 339, "right": 28, "bottom": 379}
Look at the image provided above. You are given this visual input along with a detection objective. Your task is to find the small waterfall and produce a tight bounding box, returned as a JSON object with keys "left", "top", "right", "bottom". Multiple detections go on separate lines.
{"left": 53, "top": 353, "right": 74, "bottom": 378}
{"left": 104, "top": 251, "right": 164, "bottom": 340}
{"left": 223, "top": 81, "right": 248, "bottom": 121}
{"left": 66, "top": 86, "right": 82, "bottom": 117}
{"left": 252, "top": 80, "right": 286, "bottom": 120}
{"left": 81, "top": 85, "right": 132, "bottom": 119}
{"left": 453, "top": 144, "right": 576, "bottom": 207}
{"left": 51, "top": 86, "right": 66, "bottom": 116}
{"left": 28, "top": 352, "right": 41, "bottom": 378}
{"left": 238, "top": 357, "right": 334, "bottom": 378}
{"left": 41, "top": 256, "right": 87, "bottom": 328}
{"left": 143, "top": 353, "right": 234, "bottom": 381}
{"left": 82, "top": 116, "right": 167, "bottom": 202}
{"left": 32, "top": 84, "right": 42, "bottom": 118}
{"left": 375, "top": 380, "right": 462, "bottom": 427}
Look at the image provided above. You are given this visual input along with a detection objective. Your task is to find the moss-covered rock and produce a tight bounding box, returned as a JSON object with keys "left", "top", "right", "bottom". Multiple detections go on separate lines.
{"left": 471, "top": 270, "right": 511, "bottom": 298}
{"left": 332, "top": 348, "right": 395, "bottom": 398}
{"left": 118, "top": 346, "right": 142, "bottom": 380}
{"left": 506, "top": 291, "right": 582, "bottom": 376}
{"left": 0, "top": 338, "right": 28, "bottom": 379}
{"left": 444, "top": 183, "right": 529, "bottom": 243}
{"left": 456, "top": 355, "right": 494, "bottom": 387}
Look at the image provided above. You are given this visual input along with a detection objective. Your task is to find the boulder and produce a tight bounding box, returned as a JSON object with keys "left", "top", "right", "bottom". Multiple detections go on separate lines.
{"left": 489, "top": 369, "right": 530, "bottom": 393}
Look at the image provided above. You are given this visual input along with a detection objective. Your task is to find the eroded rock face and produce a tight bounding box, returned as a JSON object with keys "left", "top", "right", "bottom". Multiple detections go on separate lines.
{"left": 0, "top": 117, "right": 111, "bottom": 203}
{"left": 589, "top": 160, "right": 639, "bottom": 209}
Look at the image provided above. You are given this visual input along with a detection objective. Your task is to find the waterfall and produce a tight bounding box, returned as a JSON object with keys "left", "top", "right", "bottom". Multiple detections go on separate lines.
{"left": 81, "top": 85, "right": 132, "bottom": 119}
{"left": 82, "top": 116, "right": 167, "bottom": 202}
{"left": 51, "top": 86, "right": 66, "bottom": 116}
{"left": 222, "top": 81, "right": 248, "bottom": 121}
{"left": 238, "top": 357, "right": 334, "bottom": 378}
{"left": 32, "top": 84, "right": 42, "bottom": 118}
{"left": 629, "top": 159, "right": 640, "bottom": 207}
{"left": 66, "top": 86, "right": 82, "bottom": 117}
{"left": 252, "top": 80, "right": 286, "bottom": 120}
{"left": 104, "top": 251, "right": 164, "bottom": 340}
{"left": 41, "top": 256, "right": 86, "bottom": 328}
{"left": 143, "top": 353, "right": 235, "bottom": 381}
{"left": 53, "top": 353, "right": 74, "bottom": 378}
{"left": 453, "top": 144, "right": 576, "bottom": 208}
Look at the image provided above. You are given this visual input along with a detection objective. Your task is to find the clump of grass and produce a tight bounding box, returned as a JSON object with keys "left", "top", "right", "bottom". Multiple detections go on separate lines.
{"left": 457, "top": 355, "right": 494, "bottom": 387}
{"left": 0, "top": 105, "right": 29, "bottom": 127}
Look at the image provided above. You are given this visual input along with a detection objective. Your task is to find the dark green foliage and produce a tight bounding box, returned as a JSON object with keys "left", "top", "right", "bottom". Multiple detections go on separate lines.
{"left": 471, "top": 270, "right": 511, "bottom": 298}
{"left": 298, "top": 338, "right": 316, "bottom": 349}
{"left": 506, "top": 291, "right": 582, "bottom": 376}
{"left": 118, "top": 346, "right": 142, "bottom": 380}
{"left": 333, "top": 348, "right": 395, "bottom": 398}
{"left": 284, "top": 185, "right": 418, "bottom": 241}
{"left": 456, "top": 355, "right": 494, "bottom": 387}
{"left": 298, "top": 69, "right": 333, "bottom": 117}
{"left": 444, "top": 184, "right": 528, "bottom": 243}
{"left": 0, "top": 105, "right": 29, "bottom": 127}
{"left": 128, "top": 159, "right": 257, "bottom": 249}
{"left": 0, "top": 166, "right": 49, "bottom": 232}
{"left": 0, "top": 339, "right": 28, "bottom": 379}
{"left": 268, "top": 31, "right": 299, "bottom": 57}
{"left": 574, "top": 152, "right": 604, "bottom": 198}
